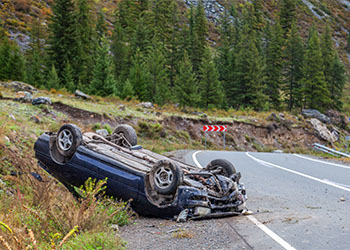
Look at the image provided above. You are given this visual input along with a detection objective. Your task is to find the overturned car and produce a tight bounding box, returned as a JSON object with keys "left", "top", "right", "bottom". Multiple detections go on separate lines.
{"left": 34, "top": 124, "right": 247, "bottom": 220}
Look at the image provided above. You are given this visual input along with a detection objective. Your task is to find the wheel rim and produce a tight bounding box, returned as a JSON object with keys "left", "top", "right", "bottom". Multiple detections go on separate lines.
{"left": 154, "top": 166, "right": 174, "bottom": 189}
{"left": 58, "top": 129, "right": 73, "bottom": 151}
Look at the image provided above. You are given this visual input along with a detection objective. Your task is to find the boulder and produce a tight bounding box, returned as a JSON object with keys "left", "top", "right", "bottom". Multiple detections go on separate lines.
{"left": 14, "top": 91, "right": 33, "bottom": 102}
{"left": 0, "top": 81, "right": 37, "bottom": 93}
{"left": 302, "top": 109, "right": 330, "bottom": 124}
{"left": 324, "top": 110, "right": 348, "bottom": 129}
{"left": 32, "top": 97, "right": 52, "bottom": 105}
{"left": 75, "top": 89, "right": 91, "bottom": 100}
{"left": 309, "top": 118, "right": 338, "bottom": 143}
{"left": 137, "top": 102, "right": 154, "bottom": 109}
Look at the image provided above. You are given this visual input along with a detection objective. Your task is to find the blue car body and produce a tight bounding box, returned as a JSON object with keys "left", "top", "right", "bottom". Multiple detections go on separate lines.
{"left": 34, "top": 131, "right": 247, "bottom": 219}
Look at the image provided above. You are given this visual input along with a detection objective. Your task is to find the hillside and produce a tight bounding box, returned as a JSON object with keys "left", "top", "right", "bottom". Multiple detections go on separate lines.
{"left": 2, "top": 0, "right": 350, "bottom": 54}
{"left": 1, "top": 77, "right": 350, "bottom": 248}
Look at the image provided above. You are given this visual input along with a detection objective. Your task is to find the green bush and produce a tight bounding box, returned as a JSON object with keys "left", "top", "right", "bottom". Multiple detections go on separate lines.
{"left": 61, "top": 231, "right": 125, "bottom": 250}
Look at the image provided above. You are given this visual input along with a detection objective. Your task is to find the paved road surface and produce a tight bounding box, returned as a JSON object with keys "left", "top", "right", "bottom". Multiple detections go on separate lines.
{"left": 185, "top": 151, "right": 350, "bottom": 250}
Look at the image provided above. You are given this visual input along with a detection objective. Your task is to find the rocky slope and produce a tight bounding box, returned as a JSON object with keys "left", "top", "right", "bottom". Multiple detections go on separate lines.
{"left": 1, "top": 81, "right": 349, "bottom": 154}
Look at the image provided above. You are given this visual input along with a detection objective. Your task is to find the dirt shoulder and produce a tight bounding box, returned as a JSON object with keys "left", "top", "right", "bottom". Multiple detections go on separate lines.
{"left": 120, "top": 216, "right": 252, "bottom": 250}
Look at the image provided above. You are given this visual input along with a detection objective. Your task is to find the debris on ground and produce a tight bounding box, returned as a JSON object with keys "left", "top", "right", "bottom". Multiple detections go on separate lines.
{"left": 14, "top": 91, "right": 33, "bottom": 102}
{"left": 32, "top": 97, "right": 52, "bottom": 105}
{"left": 9, "top": 114, "right": 16, "bottom": 121}
{"left": 176, "top": 209, "right": 189, "bottom": 223}
{"left": 30, "top": 115, "right": 41, "bottom": 124}
{"left": 340, "top": 197, "right": 345, "bottom": 202}
{"left": 118, "top": 104, "right": 126, "bottom": 111}
{"left": 75, "top": 89, "right": 91, "bottom": 100}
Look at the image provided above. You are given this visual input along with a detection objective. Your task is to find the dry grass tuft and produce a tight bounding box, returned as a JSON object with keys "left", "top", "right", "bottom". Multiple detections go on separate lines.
{"left": 171, "top": 229, "right": 195, "bottom": 239}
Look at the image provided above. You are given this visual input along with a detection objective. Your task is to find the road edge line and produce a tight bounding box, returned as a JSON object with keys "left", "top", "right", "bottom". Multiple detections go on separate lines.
{"left": 293, "top": 154, "right": 350, "bottom": 169}
{"left": 191, "top": 151, "right": 297, "bottom": 250}
{"left": 247, "top": 215, "right": 296, "bottom": 250}
{"left": 246, "top": 152, "right": 350, "bottom": 192}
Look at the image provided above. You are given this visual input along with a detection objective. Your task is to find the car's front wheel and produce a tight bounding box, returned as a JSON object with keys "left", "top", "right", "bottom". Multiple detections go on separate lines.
{"left": 205, "top": 159, "right": 236, "bottom": 177}
{"left": 149, "top": 160, "right": 183, "bottom": 195}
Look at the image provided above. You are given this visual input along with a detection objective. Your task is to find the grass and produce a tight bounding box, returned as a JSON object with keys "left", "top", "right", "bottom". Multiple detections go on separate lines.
{"left": 0, "top": 92, "right": 135, "bottom": 249}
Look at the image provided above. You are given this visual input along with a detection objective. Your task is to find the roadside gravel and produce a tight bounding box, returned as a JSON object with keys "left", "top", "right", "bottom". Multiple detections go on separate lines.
{"left": 120, "top": 217, "right": 251, "bottom": 250}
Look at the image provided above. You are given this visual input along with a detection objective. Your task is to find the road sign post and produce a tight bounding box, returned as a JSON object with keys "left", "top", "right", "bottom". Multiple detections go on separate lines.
{"left": 202, "top": 125, "right": 228, "bottom": 150}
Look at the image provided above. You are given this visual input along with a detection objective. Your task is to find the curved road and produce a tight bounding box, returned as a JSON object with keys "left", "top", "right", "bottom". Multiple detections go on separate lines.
{"left": 185, "top": 151, "right": 350, "bottom": 250}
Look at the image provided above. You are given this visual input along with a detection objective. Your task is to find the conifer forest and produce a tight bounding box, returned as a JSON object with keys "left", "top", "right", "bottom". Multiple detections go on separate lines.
{"left": 0, "top": 0, "right": 347, "bottom": 112}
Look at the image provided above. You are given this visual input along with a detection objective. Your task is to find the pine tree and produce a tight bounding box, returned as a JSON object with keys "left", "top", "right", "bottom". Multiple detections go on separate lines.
{"left": 47, "top": 65, "right": 60, "bottom": 90}
{"left": 131, "top": 16, "right": 153, "bottom": 55}
{"left": 120, "top": 79, "right": 135, "bottom": 100}
{"left": 279, "top": 0, "right": 297, "bottom": 38}
{"left": 153, "top": 0, "right": 182, "bottom": 85}
{"left": 265, "top": 22, "right": 284, "bottom": 110}
{"left": 48, "top": 0, "right": 78, "bottom": 79}
{"left": 301, "top": 25, "right": 330, "bottom": 110}
{"left": 90, "top": 37, "right": 117, "bottom": 97}
{"left": 198, "top": 48, "right": 224, "bottom": 109}
{"left": 26, "top": 49, "right": 44, "bottom": 88}
{"left": 111, "top": 20, "right": 129, "bottom": 82}
{"left": 284, "top": 22, "right": 304, "bottom": 110}
{"left": 329, "top": 53, "right": 346, "bottom": 110}
{"left": 0, "top": 37, "right": 12, "bottom": 80}
{"left": 230, "top": 7, "right": 267, "bottom": 110}
{"left": 128, "top": 49, "right": 151, "bottom": 101}
{"left": 75, "top": 0, "right": 95, "bottom": 87}
{"left": 191, "top": 0, "right": 208, "bottom": 73}
{"left": 63, "top": 61, "right": 75, "bottom": 92}
{"left": 146, "top": 42, "right": 170, "bottom": 105}
{"left": 96, "top": 10, "right": 108, "bottom": 42}
{"left": 174, "top": 52, "right": 199, "bottom": 107}
{"left": 217, "top": 4, "right": 235, "bottom": 91}
{"left": 0, "top": 38, "right": 25, "bottom": 81}
{"left": 252, "top": 0, "right": 265, "bottom": 32}
{"left": 25, "top": 15, "right": 47, "bottom": 88}
{"left": 117, "top": 0, "right": 144, "bottom": 38}
{"left": 321, "top": 24, "right": 335, "bottom": 94}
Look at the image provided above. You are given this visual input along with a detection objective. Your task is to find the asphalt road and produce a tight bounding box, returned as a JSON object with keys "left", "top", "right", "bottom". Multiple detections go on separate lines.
{"left": 185, "top": 151, "right": 350, "bottom": 250}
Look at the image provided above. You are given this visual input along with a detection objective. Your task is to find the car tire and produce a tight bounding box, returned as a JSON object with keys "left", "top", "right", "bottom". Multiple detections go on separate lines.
{"left": 112, "top": 124, "right": 137, "bottom": 147}
{"left": 150, "top": 160, "right": 183, "bottom": 195}
{"left": 56, "top": 124, "right": 82, "bottom": 158}
{"left": 205, "top": 159, "right": 236, "bottom": 177}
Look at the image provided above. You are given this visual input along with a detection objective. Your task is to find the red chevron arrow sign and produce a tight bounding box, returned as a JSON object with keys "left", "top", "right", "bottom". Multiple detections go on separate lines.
{"left": 203, "top": 125, "right": 227, "bottom": 132}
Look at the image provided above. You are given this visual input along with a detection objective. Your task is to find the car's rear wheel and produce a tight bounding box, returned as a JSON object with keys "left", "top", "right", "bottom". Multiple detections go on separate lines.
{"left": 205, "top": 159, "right": 236, "bottom": 177}
{"left": 56, "top": 124, "right": 82, "bottom": 158}
{"left": 149, "top": 160, "right": 182, "bottom": 195}
{"left": 112, "top": 124, "right": 137, "bottom": 147}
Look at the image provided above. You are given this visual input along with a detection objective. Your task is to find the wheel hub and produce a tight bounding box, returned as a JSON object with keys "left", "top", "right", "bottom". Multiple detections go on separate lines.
{"left": 154, "top": 166, "right": 173, "bottom": 188}
{"left": 58, "top": 129, "right": 73, "bottom": 151}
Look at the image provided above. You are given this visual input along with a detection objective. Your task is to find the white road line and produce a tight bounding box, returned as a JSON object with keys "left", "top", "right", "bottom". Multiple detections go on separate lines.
{"left": 191, "top": 151, "right": 296, "bottom": 250}
{"left": 246, "top": 152, "right": 350, "bottom": 192}
{"left": 192, "top": 150, "right": 203, "bottom": 168}
{"left": 247, "top": 215, "right": 296, "bottom": 250}
{"left": 293, "top": 154, "right": 350, "bottom": 169}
